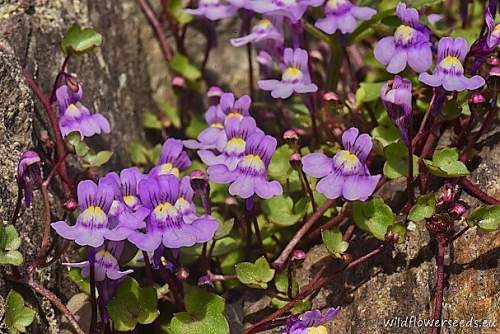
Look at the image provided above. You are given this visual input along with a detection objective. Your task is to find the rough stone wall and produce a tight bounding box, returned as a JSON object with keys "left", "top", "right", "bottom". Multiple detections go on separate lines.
{"left": 0, "top": 1, "right": 498, "bottom": 334}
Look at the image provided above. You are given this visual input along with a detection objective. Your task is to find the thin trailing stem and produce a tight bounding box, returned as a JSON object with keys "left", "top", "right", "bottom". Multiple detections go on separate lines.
{"left": 159, "top": 262, "right": 186, "bottom": 311}
{"left": 298, "top": 167, "right": 317, "bottom": 212}
{"left": 273, "top": 198, "right": 336, "bottom": 271}
{"left": 460, "top": 178, "right": 500, "bottom": 204}
{"left": 307, "top": 205, "right": 350, "bottom": 242}
{"left": 142, "top": 251, "right": 154, "bottom": 286}
{"left": 448, "top": 225, "right": 470, "bottom": 244}
{"left": 407, "top": 131, "right": 415, "bottom": 205}
{"left": 9, "top": 183, "right": 23, "bottom": 226}
{"left": 430, "top": 234, "right": 446, "bottom": 334}
{"left": 137, "top": 0, "right": 173, "bottom": 61}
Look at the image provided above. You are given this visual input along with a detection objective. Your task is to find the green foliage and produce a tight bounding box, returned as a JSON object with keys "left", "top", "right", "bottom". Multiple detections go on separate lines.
{"left": 213, "top": 217, "right": 235, "bottom": 240}
{"left": 467, "top": 205, "right": 500, "bottom": 232}
{"left": 387, "top": 223, "right": 407, "bottom": 244}
{"left": 261, "top": 195, "right": 304, "bottom": 227}
{"left": 67, "top": 268, "right": 90, "bottom": 295}
{"left": 235, "top": 256, "right": 275, "bottom": 289}
{"left": 371, "top": 113, "right": 401, "bottom": 148}
{"left": 66, "top": 132, "right": 113, "bottom": 167}
{"left": 61, "top": 24, "right": 102, "bottom": 54}
{"left": 353, "top": 198, "right": 396, "bottom": 240}
{"left": 322, "top": 228, "right": 349, "bottom": 258}
{"left": 166, "top": 0, "right": 193, "bottom": 24}
{"left": 169, "top": 53, "right": 201, "bottom": 81}
{"left": 167, "top": 285, "right": 230, "bottom": 334}
{"left": 268, "top": 144, "right": 302, "bottom": 192}
{"left": 408, "top": 193, "right": 436, "bottom": 222}
{"left": 107, "top": 277, "right": 159, "bottom": 331}
{"left": 143, "top": 112, "right": 163, "bottom": 129}
{"left": 424, "top": 148, "right": 469, "bottom": 178}
{"left": 82, "top": 150, "right": 113, "bottom": 168}
{"left": 66, "top": 132, "right": 90, "bottom": 157}
{"left": 186, "top": 113, "right": 206, "bottom": 138}
{"left": 129, "top": 142, "right": 161, "bottom": 167}
{"left": 5, "top": 290, "right": 35, "bottom": 334}
{"left": 383, "top": 141, "right": 419, "bottom": 179}
{"left": 158, "top": 101, "right": 182, "bottom": 128}
{"left": 355, "top": 82, "right": 384, "bottom": 107}
{"left": 0, "top": 225, "right": 23, "bottom": 265}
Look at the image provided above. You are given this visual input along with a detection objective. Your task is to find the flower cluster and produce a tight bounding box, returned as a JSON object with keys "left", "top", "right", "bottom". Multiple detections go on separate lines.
{"left": 280, "top": 307, "right": 340, "bottom": 333}
{"left": 315, "top": 0, "right": 376, "bottom": 34}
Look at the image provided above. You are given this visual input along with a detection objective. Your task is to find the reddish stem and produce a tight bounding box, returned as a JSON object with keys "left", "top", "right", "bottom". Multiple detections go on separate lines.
{"left": 137, "top": 0, "right": 173, "bottom": 61}
{"left": 430, "top": 234, "right": 446, "bottom": 334}
{"left": 307, "top": 206, "right": 350, "bottom": 242}
{"left": 460, "top": 178, "right": 500, "bottom": 204}
{"left": 272, "top": 199, "right": 336, "bottom": 271}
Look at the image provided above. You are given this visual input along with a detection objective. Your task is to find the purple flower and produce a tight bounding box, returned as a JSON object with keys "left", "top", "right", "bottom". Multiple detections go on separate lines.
{"left": 239, "top": 0, "right": 323, "bottom": 23}
{"left": 103, "top": 168, "right": 149, "bottom": 241}
{"left": 258, "top": 48, "right": 318, "bottom": 99}
{"left": 208, "top": 132, "right": 283, "bottom": 199}
{"left": 17, "top": 151, "right": 42, "bottom": 207}
{"left": 184, "top": 104, "right": 227, "bottom": 151}
{"left": 52, "top": 178, "right": 117, "bottom": 247}
{"left": 486, "top": 8, "right": 500, "bottom": 49}
{"left": 56, "top": 84, "right": 111, "bottom": 139}
{"left": 374, "top": 2, "right": 432, "bottom": 73}
{"left": 128, "top": 174, "right": 219, "bottom": 251}
{"left": 419, "top": 37, "right": 485, "bottom": 91}
{"left": 150, "top": 138, "right": 191, "bottom": 177}
{"left": 218, "top": 92, "right": 252, "bottom": 119}
{"left": 64, "top": 244, "right": 132, "bottom": 281}
{"left": 199, "top": 116, "right": 260, "bottom": 170}
{"left": 380, "top": 76, "right": 413, "bottom": 146}
{"left": 315, "top": 0, "right": 376, "bottom": 34}
{"left": 231, "top": 17, "right": 284, "bottom": 47}
{"left": 184, "top": 0, "right": 237, "bottom": 21}
{"left": 302, "top": 127, "right": 381, "bottom": 201}
{"left": 281, "top": 307, "right": 340, "bottom": 334}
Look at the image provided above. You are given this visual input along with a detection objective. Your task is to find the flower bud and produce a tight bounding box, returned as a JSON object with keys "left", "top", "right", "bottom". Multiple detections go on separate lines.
{"left": 486, "top": 56, "right": 499, "bottom": 66}
{"left": 176, "top": 267, "right": 190, "bottom": 281}
{"left": 322, "top": 91, "right": 340, "bottom": 103}
{"left": 341, "top": 253, "right": 353, "bottom": 264}
{"left": 291, "top": 250, "right": 306, "bottom": 261}
{"left": 468, "top": 92, "right": 488, "bottom": 114}
{"left": 487, "top": 66, "right": 500, "bottom": 91}
{"left": 190, "top": 169, "right": 209, "bottom": 193}
{"left": 17, "top": 151, "right": 42, "bottom": 207}
{"left": 172, "top": 76, "right": 186, "bottom": 88}
{"left": 437, "top": 183, "right": 459, "bottom": 207}
{"left": 65, "top": 76, "right": 79, "bottom": 93}
{"left": 283, "top": 129, "right": 300, "bottom": 148}
{"left": 207, "top": 86, "right": 223, "bottom": 105}
{"left": 198, "top": 274, "right": 212, "bottom": 287}
{"left": 450, "top": 202, "right": 468, "bottom": 218}
{"left": 289, "top": 153, "right": 302, "bottom": 170}
{"left": 64, "top": 199, "right": 78, "bottom": 211}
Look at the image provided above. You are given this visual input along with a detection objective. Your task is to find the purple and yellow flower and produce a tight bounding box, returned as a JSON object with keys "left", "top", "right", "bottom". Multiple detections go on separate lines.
{"left": 198, "top": 116, "right": 259, "bottom": 170}
{"left": 302, "top": 127, "right": 381, "bottom": 201}
{"left": 280, "top": 307, "right": 340, "bottom": 334}
{"left": 419, "top": 37, "right": 485, "bottom": 91}
{"left": 230, "top": 17, "right": 284, "bottom": 47}
{"left": 63, "top": 244, "right": 132, "bottom": 281}
{"left": 380, "top": 76, "right": 413, "bottom": 146}
{"left": 315, "top": 0, "right": 376, "bottom": 34}
{"left": 150, "top": 138, "right": 191, "bottom": 177}
{"left": 258, "top": 48, "right": 318, "bottom": 99}
{"left": 208, "top": 132, "right": 283, "bottom": 199}
{"left": 56, "top": 83, "right": 111, "bottom": 139}
{"left": 51, "top": 178, "right": 117, "bottom": 247}
{"left": 374, "top": 2, "right": 432, "bottom": 74}
{"left": 239, "top": 0, "right": 323, "bottom": 23}
{"left": 219, "top": 92, "right": 252, "bottom": 119}
{"left": 184, "top": 0, "right": 237, "bottom": 21}
{"left": 128, "top": 174, "right": 219, "bottom": 251}
{"left": 17, "top": 150, "right": 42, "bottom": 207}
{"left": 485, "top": 7, "right": 500, "bottom": 49}
{"left": 184, "top": 104, "right": 227, "bottom": 151}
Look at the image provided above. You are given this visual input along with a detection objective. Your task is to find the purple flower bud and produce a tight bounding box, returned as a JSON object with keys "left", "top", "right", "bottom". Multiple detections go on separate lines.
{"left": 468, "top": 92, "right": 488, "bottom": 114}
{"left": 17, "top": 151, "right": 42, "bottom": 207}
{"left": 172, "top": 76, "right": 186, "bottom": 88}
{"left": 176, "top": 267, "right": 190, "bottom": 281}
{"left": 486, "top": 56, "right": 499, "bottom": 66}
{"left": 283, "top": 129, "right": 300, "bottom": 141}
{"left": 291, "top": 249, "right": 306, "bottom": 261}
{"left": 289, "top": 152, "right": 302, "bottom": 170}
{"left": 197, "top": 274, "right": 213, "bottom": 287}
{"left": 450, "top": 202, "right": 468, "bottom": 217}
{"left": 488, "top": 66, "right": 500, "bottom": 91}
{"left": 322, "top": 91, "right": 340, "bottom": 102}
{"left": 190, "top": 169, "right": 209, "bottom": 193}
{"left": 207, "top": 86, "right": 224, "bottom": 98}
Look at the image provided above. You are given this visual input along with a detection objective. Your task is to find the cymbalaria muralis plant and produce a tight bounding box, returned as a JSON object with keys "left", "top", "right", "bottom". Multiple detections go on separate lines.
{"left": 3, "top": 1, "right": 499, "bottom": 334}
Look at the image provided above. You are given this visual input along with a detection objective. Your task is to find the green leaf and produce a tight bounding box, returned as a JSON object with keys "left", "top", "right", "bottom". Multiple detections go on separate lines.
{"left": 467, "top": 205, "right": 500, "bottom": 232}
{"left": 107, "top": 277, "right": 159, "bottom": 331}
{"left": 387, "top": 223, "right": 407, "bottom": 244}
{"left": 0, "top": 225, "right": 21, "bottom": 250}
{"left": 158, "top": 101, "right": 182, "bottom": 128}
{"left": 82, "top": 150, "right": 113, "bottom": 168}
{"left": 66, "top": 132, "right": 90, "bottom": 157}
{"left": 168, "top": 285, "right": 229, "bottom": 334}
{"left": 186, "top": 113, "right": 206, "bottom": 138}
{"left": 353, "top": 198, "right": 395, "bottom": 240}
{"left": 383, "top": 141, "right": 419, "bottom": 179}
{"left": 143, "top": 112, "right": 163, "bottom": 129}
{"left": 261, "top": 195, "right": 303, "bottom": 227}
{"left": 274, "top": 271, "right": 298, "bottom": 297}
{"left": 67, "top": 268, "right": 90, "bottom": 295}
{"left": 235, "top": 256, "right": 275, "bottom": 289}
{"left": 169, "top": 53, "right": 201, "bottom": 81}
{"left": 5, "top": 290, "right": 35, "bottom": 334}
{"left": 61, "top": 23, "right": 103, "bottom": 54}
{"left": 268, "top": 145, "right": 294, "bottom": 179}
{"left": 408, "top": 193, "right": 436, "bottom": 222}
{"left": 167, "top": 0, "right": 193, "bottom": 24}
{"left": 424, "top": 148, "right": 469, "bottom": 178}
{"left": 355, "top": 82, "right": 384, "bottom": 107}
{"left": 0, "top": 251, "right": 23, "bottom": 266}
{"left": 214, "top": 218, "right": 234, "bottom": 240}
{"left": 129, "top": 142, "right": 149, "bottom": 166}
{"left": 322, "top": 228, "right": 349, "bottom": 258}
{"left": 371, "top": 121, "right": 401, "bottom": 148}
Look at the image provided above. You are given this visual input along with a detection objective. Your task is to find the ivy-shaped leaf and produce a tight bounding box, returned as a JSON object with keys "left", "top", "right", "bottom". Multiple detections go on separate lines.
{"left": 261, "top": 195, "right": 303, "bottom": 227}
{"left": 169, "top": 53, "right": 201, "bottom": 81}
{"left": 61, "top": 24, "right": 103, "bottom": 54}
{"left": 424, "top": 148, "right": 469, "bottom": 178}
{"left": 107, "top": 277, "right": 159, "bottom": 331}
{"left": 355, "top": 82, "right": 384, "bottom": 107}
{"left": 168, "top": 285, "right": 230, "bottom": 334}
{"left": 143, "top": 112, "right": 163, "bottom": 129}
{"left": 67, "top": 268, "right": 90, "bottom": 295}
{"left": 274, "top": 271, "right": 298, "bottom": 297}
{"left": 467, "top": 205, "right": 500, "bottom": 232}
{"left": 353, "top": 198, "right": 395, "bottom": 240}
{"left": 322, "top": 228, "right": 349, "bottom": 258}
{"left": 82, "top": 150, "right": 113, "bottom": 168}
{"left": 66, "top": 132, "right": 90, "bottom": 157}
{"left": 235, "top": 256, "right": 275, "bottom": 289}
{"left": 267, "top": 145, "right": 301, "bottom": 192}
{"left": 387, "top": 223, "right": 408, "bottom": 244}
{"left": 166, "top": 0, "right": 193, "bottom": 24}
{"left": 5, "top": 290, "right": 35, "bottom": 334}
{"left": 383, "top": 141, "right": 419, "bottom": 179}
{"left": 158, "top": 101, "right": 182, "bottom": 128}
{"left": 408, "top": 193, "right": 436, "bottom": 222}
{"left": 0, "top": 225, "right": 23, "bottom": 266}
